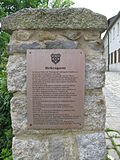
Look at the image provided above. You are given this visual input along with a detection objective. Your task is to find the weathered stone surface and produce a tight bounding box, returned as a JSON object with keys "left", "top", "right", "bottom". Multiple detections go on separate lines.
{"left": 76, "top": 132, "right": 106, "bottom": 160}
{"left": 8, "top": 40, "right": 77, "bottom": 54}
{"left": 38, "top": 31, "right": 56, "bottom": 41}
{"left": 84, "top": 31, "right": 100, "bottom": 41}
{"left": 48, "top": 136, "right": 77, "bottom": 160}
{"left": 85, "top": 53, "right": 105, "bottom": 89}
{"left": 85, "top": 72, "right": 105, "bottom": 89}
{"left": 2, "top": 8, "right": 107, "bottom": 33}
{"left": 84, "top": 90, "right": 106, "bottom": 131}
{"left": 13, "top": 30, "right": 32, "bottom": 41}
{"left": 88, "top": 40, "right": 104, "bottom": 53}
{"left": 12, "top": 132, "right": 106, "bottom": 160}
{"left": 63, "top": 31, "right": 83, "bottom": 40}
{"left": 11, "top": 96, "right": 27, "bottom": 135}
{"left": 8, "top": 42, "right": 45, "bottom": 54}
{"left": 12, "top": 136, "right": 77, "bottom": 160}
{"left": 48, "top": 137, "right": 64, "bottom": 160}
{"left": 12, "top": 137, "right": 49, "bottom": 160}
{"left": 7, "top": 55, "right": 26, "bottom": 92}
{"left": 45, "top": 40, "right": 77, "bottom": 49}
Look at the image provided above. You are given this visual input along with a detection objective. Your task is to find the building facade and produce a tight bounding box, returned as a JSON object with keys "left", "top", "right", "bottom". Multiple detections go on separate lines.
{"left": 104, "top": 12, "right": 120, "bottom": 71}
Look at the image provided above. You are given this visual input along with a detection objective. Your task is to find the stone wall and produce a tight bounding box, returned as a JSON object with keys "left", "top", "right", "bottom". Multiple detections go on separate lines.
{"left": 2, "top": 8, "right": 107, "bottom": 160}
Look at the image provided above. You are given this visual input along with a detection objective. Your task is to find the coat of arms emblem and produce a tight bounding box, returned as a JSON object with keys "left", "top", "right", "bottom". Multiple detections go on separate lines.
{"left": 51, "top": 53, "right": 61, "bottom": 64}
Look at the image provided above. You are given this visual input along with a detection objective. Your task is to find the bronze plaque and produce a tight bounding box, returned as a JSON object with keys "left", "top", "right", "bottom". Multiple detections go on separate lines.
{"left": 27, "top": 49, "right": 85, "bottom": 129}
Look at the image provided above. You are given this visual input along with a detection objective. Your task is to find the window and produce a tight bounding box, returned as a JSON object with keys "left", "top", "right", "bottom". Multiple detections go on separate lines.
{"left": 111, "top": 52, "right": 113, "bottom": 64}
{"left": 118, "top": 49, "right": 120, "bottom": 62}
{"left": 114, "top": 50, "right": 117, "bottom": 63}
{"left": 117, "top": 22, "right": 119, "bottom": 36}
{"left": 113, "top": 27, "right": 115, "bottom": 39}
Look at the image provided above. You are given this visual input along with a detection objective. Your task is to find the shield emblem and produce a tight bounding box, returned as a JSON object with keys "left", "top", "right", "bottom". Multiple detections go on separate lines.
{"left": 51, "top": 53, "right": 61, "bottom": 64}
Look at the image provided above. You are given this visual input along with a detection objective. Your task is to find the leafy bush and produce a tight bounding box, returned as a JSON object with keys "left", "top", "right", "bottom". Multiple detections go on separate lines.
{"left": 0, "top": 32, "right": 13, "bottom": 160}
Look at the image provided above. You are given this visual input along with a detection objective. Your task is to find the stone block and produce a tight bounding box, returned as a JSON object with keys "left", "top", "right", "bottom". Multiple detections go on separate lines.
{"left": 84, "top": 90, "right": 106, "bottom": 131}
{"left": 12, "top": 137, "right": 49, "bottom": 160}
{"left": 13, "top": 30, "right": 32, "bottom": 41}
{"left": 10, "top": 95, "right": 27, "bottom": 135}
{"left": 88, "top": 40, "right": 104, "bottom": 53}
{"left": 38, "top": 31, "right": 56, "bottom": 41}
{"left": 84, "top": 31, "right": 100, "bottom": 41}
{"left": 85, "top": 53, "right": 105, "bottom": 89}
{"left": 48, "top": 137, "right": 64, "bottom": 160}
{"left": 8, "top": 42, "right": 45, "bottom": 54}
{"left": 48, "top": 136, "right": 77, "bottom": 160}
{"left": 45, "top": 40, "right": 77, "bottom": 49}
{"left": 63, "top": 31, "right": 83, "bottom": 40}
{"left": 85, "top": 71, "right": 105, "bottom": 89}
{"left": 7, "top": 55, "right": 26, "bottom": 92}
{"left": 12, "top": 132, "right": 105, "bottom": 160}
{"left": 76, "top": 132, "right": 106, "bottom": 160}
{"left": 12, "top": 136, "right": 77, "bottom": 160}
{"left": 2, "top": 8, "right": 107, "bottom": 33}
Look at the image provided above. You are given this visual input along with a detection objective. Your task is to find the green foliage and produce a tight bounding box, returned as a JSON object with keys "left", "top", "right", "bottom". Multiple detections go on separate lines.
{"left": 0, "top": 32, "right": 9, "bottom": 55}
{"left": 0, "top": 148, "right": 13, "bottom": 160}
{"left": 0, "top": 0, "right": 40, "bottom": 14}
{"left": 0, "top": 7, "right": 6, "bottom": 20}
{"left": 105, "top": 128, "right": 120, "bottom": 134}
{"left": 0, "top": 0, "right": 74, "bottom": 15}
{"left": 0, "top": 8, "right": 13, "bottom": 160}
{"left": 51, "top": 0, "right": 74, "bottom": 8}
{"left": 0, "top": 32, "right": 13, "bottom": 160}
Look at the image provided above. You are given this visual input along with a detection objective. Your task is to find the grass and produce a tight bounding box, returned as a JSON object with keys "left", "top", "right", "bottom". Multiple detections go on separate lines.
{"left": 105, "top": 128, "right": 120, "bottom": 159}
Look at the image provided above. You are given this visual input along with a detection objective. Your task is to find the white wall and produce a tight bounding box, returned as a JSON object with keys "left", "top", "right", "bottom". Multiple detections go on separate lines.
{"left": 109, "top": 63, "right": 120, "bottom": 71}
{"left": 104, "top": 35, "right": 109, "bottom": 71}
{"left": 109, "top": 17, "right": 120, "bottom": 52}
{"left": 109, "top": 17, "right": 120, "bottom": 71}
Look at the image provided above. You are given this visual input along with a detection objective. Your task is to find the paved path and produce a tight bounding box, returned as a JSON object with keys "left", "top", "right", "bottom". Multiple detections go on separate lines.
{"left": 103, "top": 72, "right": 120, "bottom": 159}
{"left": 103, "top": 72, "right": 120, "bottom": 131}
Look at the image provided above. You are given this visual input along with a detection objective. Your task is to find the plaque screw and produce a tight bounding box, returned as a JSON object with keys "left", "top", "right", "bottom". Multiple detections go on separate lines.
{"left": 29, "top": 52, "right": 31, "bottom": 54}
{"left": 30, "top": 124, "right": 32, "bottom": 126}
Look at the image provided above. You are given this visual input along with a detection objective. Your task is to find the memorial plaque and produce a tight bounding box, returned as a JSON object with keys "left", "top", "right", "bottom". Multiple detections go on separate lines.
{"left": 27, "top": 49, "right": 85, "bottom": 129}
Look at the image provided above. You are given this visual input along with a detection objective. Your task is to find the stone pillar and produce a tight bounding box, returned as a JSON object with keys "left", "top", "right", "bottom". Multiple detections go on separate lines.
{"left": 2, "top": 8, "right": 107, "bottom": 160}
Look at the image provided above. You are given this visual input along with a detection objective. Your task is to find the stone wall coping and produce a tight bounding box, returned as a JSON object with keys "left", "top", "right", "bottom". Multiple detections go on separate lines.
{"left": 2, "top": 8, "right": 107, "bottom": 33}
